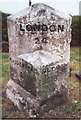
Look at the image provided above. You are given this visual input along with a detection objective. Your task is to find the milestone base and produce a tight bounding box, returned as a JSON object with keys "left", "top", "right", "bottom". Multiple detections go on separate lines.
{"left": 6, "top": 79, "right": 68, "bottom": 118}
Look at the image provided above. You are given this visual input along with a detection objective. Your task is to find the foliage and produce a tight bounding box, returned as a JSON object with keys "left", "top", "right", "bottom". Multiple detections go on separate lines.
{"left": 72, "top": 16, "right": 81, "bottom": 25}
{"left": 2, "top": 12, "right": 10, "bottom": 43}
{"left": 71, "top": 16, "right": 81, "bottom": 46}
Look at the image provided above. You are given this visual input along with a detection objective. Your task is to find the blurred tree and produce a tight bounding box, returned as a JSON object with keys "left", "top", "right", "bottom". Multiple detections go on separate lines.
{"left": 2, "top": 12, "right": 11, "bottom": 43}
{"left": 71, "top": 16, "right": 81, "bottom": 46}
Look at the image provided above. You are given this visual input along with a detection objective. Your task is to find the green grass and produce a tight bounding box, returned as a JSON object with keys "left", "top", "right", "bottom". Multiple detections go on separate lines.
{"left": 2, "top": 53, "right": 10, "bottom": 87}
{"left": 70, "top": 47, "right": 81, "bottom": 71}
{"left": 0, "top": 52, "right": 2, "bottom": 79}
{"left": 64, "top": 102, "right": 81, "bottom": 114}
{"left": 68, "top": 46, "right": 81, "bottom": 115}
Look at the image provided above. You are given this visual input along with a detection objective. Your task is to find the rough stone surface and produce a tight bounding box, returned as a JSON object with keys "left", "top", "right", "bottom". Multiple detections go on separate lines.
{"left": 6, "top": 3, "right": 72, "bottom": 117}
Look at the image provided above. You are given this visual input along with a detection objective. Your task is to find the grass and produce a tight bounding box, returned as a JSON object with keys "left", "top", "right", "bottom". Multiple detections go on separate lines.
{"left": 64, "top": 102, "right": 81, "bottom": 114}
{"left": 64, "top": 46, "right": 81, "bottom": 117}
{"left": 2, "top": 53, "right": 10, "bottom": 87}
{"left": 70, "top": 47, "right": 81, "bottom": 102}
{"left": 2, "top": 46, "right": 81, "bottom": 118}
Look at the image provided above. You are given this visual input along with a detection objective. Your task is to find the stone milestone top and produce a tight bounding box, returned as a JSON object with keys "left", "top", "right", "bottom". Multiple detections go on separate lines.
{"left": 8, "top": 3, "right": 71, "bottom": 57}
{"left": 8, "top": 3, "right": 71, "bottom": 21}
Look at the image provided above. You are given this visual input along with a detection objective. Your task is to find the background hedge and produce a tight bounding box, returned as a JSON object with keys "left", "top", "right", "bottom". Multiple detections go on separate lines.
{"left": 2, "top": 12, "right": 10, "bottom": 43}
{"left": 71, "top": 16, "right": 81, "bottom": 46}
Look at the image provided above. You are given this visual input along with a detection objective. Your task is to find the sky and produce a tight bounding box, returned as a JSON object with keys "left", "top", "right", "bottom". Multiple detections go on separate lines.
{"left": 0, "top": 0, "right": 80, "bottom": 16}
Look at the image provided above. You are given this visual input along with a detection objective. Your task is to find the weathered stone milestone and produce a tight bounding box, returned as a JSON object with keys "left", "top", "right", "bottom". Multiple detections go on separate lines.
{"left": 6, "top": 3, "right": 72, "bottom": 117}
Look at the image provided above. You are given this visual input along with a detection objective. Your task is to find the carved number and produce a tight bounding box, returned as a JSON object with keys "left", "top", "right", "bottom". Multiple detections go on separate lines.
{"left": 35, "top": 37, "right": 48, "bottom": 44}
{"left": 42, "top": 38, "right": 48, "bottom": 44}
{"left": 35, "top": 38, "right": 40, "bottom": 44}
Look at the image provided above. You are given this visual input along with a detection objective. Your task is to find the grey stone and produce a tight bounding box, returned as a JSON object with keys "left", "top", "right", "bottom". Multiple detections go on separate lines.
{"left": 6, "top": 3, "right": 72, "bottom": 117}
